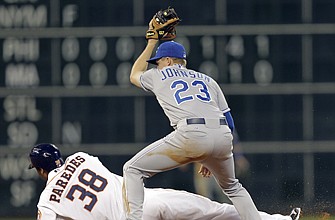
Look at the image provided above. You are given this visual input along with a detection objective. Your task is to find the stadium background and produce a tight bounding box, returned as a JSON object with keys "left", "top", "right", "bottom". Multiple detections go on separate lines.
{"left": 0, "top": 0, "right": 335, "bottom": 218}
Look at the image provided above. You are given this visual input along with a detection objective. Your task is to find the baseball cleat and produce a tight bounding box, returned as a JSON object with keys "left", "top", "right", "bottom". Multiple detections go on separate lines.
{"left": 289, "top": 207, "right": 301, "bottom": 220}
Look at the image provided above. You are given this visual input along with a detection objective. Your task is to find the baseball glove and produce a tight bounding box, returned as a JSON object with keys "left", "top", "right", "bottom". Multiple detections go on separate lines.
{"left": 146, "top": 7, "right": 181, "bottom": 41}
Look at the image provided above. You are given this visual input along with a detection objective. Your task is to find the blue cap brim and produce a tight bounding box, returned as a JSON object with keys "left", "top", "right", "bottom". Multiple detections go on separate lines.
{"left": 147, "top": 57, "right": 160, "bottom": 65}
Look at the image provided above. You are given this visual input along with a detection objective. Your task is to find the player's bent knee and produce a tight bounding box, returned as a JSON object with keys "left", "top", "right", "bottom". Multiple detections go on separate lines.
{"left": 123, "top": 163, "right": 142, "bottom": 177}
{"left": 123, "top": 161, "right": 131, "bottom": 173}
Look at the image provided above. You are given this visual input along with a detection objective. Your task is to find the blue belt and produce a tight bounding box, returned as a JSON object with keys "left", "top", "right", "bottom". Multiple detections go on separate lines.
{"left": 186, "top": 118, "right": 227, "bottom": 125}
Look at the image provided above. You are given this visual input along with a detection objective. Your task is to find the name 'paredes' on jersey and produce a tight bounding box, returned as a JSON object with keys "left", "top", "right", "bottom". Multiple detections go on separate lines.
{"left": 49, "top": 156, "right": 86, "bottom": 203}
{"left": 160, "top": 67, "right": 211, "bottom": 82}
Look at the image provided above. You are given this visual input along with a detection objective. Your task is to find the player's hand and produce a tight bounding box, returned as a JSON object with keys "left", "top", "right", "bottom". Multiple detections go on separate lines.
{"left": 198, "top": 165, "right": 211, "bottom": 178}
{"left": 146, "top": 20, "right": 159, "bottom": 44}
{"left": 235, "top": 156, "right": 250, "bottom": 177}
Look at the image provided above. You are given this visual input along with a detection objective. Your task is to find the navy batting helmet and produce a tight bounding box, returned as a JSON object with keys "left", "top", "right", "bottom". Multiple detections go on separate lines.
{"left": 28, "top": 143, "right": 64, "bottom": 172}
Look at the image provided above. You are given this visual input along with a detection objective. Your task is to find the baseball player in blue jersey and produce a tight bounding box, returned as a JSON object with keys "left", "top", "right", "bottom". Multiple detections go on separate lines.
{"left": 122, "top": 37, "right": 263, "bottom": 220}
{"left": 28, "top": 143, "right": 301, "bottom": 220}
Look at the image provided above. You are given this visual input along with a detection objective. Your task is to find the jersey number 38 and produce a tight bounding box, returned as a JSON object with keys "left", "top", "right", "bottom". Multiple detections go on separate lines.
{"left": 66, "top": 169, "right": 108, "bottom": 211}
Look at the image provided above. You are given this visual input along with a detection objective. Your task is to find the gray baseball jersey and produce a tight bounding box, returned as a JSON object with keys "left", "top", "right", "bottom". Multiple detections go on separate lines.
{"left": 140, "top": 64, "right": 230, "bottom": 127}
{"left": 124, "top": 64, "right": 262, "bottom": 220}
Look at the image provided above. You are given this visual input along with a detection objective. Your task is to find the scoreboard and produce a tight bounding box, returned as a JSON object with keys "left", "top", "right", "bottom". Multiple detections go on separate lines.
{"left": 1, "top": 0, "right": 335, "bottom": 217}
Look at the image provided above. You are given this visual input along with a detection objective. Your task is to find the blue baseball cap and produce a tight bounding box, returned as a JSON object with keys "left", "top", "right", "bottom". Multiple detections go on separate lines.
{"left": 147, "top": 41, "right": 186, "bottom": 65}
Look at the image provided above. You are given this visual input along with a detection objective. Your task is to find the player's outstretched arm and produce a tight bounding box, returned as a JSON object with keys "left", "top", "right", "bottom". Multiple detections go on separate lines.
{"left": 130, "top": 39, "right": 157, "bottom": 87}
{"left": 143, "top": 188, "right": 296, "bottom": 220}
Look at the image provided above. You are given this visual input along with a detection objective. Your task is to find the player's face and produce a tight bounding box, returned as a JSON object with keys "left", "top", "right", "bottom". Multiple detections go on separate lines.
{"left": 157, "top": 57, "right": 173, "bottom": 69}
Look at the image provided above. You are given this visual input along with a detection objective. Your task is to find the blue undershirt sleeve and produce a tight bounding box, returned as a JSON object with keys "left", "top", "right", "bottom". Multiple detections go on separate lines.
{"left": 224, "top": 111, "right": 235, "bottom": 133}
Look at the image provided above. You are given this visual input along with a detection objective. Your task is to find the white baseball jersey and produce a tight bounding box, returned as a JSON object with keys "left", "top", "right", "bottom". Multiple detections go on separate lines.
{"left": 36, "top": 152, "right": 292, "bottom": 220}
{"left": 36, "top": 152, "right": 126, "bottom": 220}
{"left": 140, "top": 64, "right": 230, "bottom": 127}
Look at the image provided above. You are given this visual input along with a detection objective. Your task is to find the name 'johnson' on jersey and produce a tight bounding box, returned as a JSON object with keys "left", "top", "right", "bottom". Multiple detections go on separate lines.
{"left": 140, "top": 64, "right": 230, "bottom": 127}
